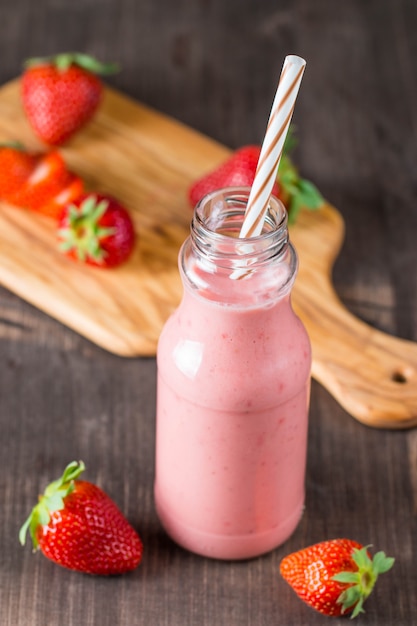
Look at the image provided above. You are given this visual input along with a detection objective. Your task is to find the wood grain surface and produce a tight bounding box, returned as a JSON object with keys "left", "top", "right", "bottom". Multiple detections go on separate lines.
{"left": 0, "top": 0, "right": 416, "bottom": 625}
{"left": 1, "top": 80, "right": 417, "bottom": 429}
{"left": 291, "top": 207, "right": 417, "bottom": 429}
{"left": 0, "top": 79, "right": 224, "bottom": 357}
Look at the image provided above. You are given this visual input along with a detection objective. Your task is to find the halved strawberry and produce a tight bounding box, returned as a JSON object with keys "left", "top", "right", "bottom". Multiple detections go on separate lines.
{"left": 10, "top": 151, "right": 84, "bottom": 216}
{"left": 0, "top": 143, "right": 38, "bottom": 201}
{"left": 41, "top": 175, "right": 84, "bottom": 219}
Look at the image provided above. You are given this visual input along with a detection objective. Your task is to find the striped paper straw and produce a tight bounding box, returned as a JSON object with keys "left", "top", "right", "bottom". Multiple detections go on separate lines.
{"left": 239, "top": 55, "right": 306, "bottom": 238}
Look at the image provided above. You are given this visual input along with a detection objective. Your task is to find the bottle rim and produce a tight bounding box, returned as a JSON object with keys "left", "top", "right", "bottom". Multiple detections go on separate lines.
{"left": 191, "top": 187, "right": 289, "bottom": 266}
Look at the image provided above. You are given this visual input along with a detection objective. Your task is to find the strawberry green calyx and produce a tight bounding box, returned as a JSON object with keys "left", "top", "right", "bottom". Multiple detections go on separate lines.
{"left": 58, "top": 195, "right": 115, "bottom": 263}
{"left": 19, "top": 461, "right": 86, "bottom": 550}
{"left": 0, "top": 141, "right": 26, "bottom": 150}
{"left": 24, "top": 53, "right": 119, "bottom": 75}
{"left": 332, "top": 546, "right": 395, "bottom": 618}
{"left": 278, "top": 126, "right": 324, "bottom": 223}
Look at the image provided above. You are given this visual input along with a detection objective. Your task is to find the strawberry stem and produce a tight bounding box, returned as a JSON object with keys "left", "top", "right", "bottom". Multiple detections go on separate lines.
{"left": 19, "top": 461, "right": 86, "bottom": 550}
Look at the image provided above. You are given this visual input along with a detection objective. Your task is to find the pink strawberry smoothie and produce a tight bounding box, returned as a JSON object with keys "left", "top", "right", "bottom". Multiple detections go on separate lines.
{"left": 155, "top": 264, "right": 311, "bottom": 559}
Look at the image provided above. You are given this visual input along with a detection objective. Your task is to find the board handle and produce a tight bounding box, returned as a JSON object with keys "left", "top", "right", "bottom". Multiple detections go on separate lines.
{"left": 302, "top": 285, "right": 417, "bottom": 429}
{"left": 292, "top": 204, "right": 417, "bottom": 429}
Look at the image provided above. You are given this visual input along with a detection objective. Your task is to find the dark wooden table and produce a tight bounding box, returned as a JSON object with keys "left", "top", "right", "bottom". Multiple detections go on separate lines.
{"left": 1, "top": 0, "right": 416, "bottom": 624}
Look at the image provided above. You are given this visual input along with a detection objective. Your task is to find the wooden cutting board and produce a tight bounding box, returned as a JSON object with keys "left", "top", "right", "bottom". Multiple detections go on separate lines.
{"left": 0, "top": 79, "right": 416, "bottom": 430}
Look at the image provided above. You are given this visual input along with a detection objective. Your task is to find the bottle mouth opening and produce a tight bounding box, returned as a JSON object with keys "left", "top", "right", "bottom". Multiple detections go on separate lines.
{"left": 191, "top": 187, "right": 289, "bottom": 264}
{"left": 194, "top": 187, "right": 287, "bottom": 238}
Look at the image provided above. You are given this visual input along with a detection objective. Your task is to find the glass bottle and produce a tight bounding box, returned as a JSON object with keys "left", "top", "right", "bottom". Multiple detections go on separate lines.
{"left": 155, "top": 188, "right": 311, "bottom": 559}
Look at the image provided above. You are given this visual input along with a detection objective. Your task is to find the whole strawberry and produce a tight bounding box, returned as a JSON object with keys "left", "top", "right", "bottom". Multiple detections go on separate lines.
{"left": 20, "top": 461, "right": 143, "bottom": 575}
{"left": 188, "top": 129, "right": 323, "bottom": 223}
{"left": 21, "top": 52, "right": 118, "bottom": 145}
{"left": 57, "top": 193, "right": 135, "bottom": 267}
{"left": 189, "top": 146, "right": 280, "bottom": 208}
{"left": 280, "top": 539, "right": 394, "bottom": 618}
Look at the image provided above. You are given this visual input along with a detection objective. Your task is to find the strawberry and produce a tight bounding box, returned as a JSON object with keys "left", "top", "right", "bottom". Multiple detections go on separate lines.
{"left": 188, "top": 145, "right": 279, "bottom": 208}
{"left": 57, "top": 193, "right": 135, "bottom": 268}
{"left": 41, "top": 174, "right": 85, "bottom": 219}
{"left": 280, "top": 539, "right": 394, "bottom": 618}
{"left": 20, "top": 461, "right": 143, "bottom": 575}
{"left": 188, "top": 127, "right": 323, "bottom": 223}
{"left": 0, "top": 142, "right": 38, "bottom": 200}
{"left": 11, "top": 150, "right": 84, "bottom": 218}
{"left": 0, "top": 144, "right": 85, "bottom": 219}
{"left": 21, "top": 52, "right": 118, "bottom": 145}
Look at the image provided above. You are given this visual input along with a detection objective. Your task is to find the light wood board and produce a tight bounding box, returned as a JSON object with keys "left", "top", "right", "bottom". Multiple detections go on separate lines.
{"left": 0, "top": 79, "right": 416, "bottom": 429}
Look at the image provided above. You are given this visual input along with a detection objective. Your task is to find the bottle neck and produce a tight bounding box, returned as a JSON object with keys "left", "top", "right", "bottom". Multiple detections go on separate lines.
{"left": 190, "top": 187, "right": 289, "bottom": 270}
{"left": 181, "top": 187, "right": 298, "bottom": 306}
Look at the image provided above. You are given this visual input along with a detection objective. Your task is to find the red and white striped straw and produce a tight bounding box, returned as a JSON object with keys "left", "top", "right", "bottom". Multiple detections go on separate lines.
{"left": 239, "top": 55, "right": 306, "bottom": 238}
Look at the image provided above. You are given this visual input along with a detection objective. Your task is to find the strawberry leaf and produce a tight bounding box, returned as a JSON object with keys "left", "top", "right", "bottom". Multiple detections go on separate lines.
{"left": 72, "top": 53, "right": 119, "bottom": 75}
{"left": 24, "top": 53, "right": 119, "bottom": 75}
{"left": 18, "top": 515, "right": 32, "bottom": 547}
{"left": 0, "top": 141, "right": 26, "bottom": 150}
{"left": 350, "top": 597, "right": 366, "bottom": 619}
{"left": 282, "top": 124, "right": 298, "bottom": 154}
{"left": 277, "top": 130, "right": 324, "bottom": 223}
{"left": 55, "top": 54, "right": 74, "bottom": 72}
{"left": 332, "top": 545, "right": 395, "bottom": 619}
{"left": 19, "top": 461, "right": 86, "bottom": 550}
{"left": 91, "top": 199, "right": 110, "bottom": 222}
{"left": 338, "top": 585, "right": 362, "bottom": 610}
{"left": 372, "top": 551, "right": 395, "bottom": 574}
{"left": 59, "top": 195, "right": 112, "bottom": 263}
{"left": 352, "top": 546, "right": 374, "bottom": 570}
{"left": 297, "top": 179, "right": 323, "bottom": 208}
{"left": 333, "top": 572, "right": 361, "bottom": 584}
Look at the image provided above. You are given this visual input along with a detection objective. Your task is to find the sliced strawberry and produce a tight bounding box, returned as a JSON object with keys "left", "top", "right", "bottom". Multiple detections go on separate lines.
{"left": 0, "top": 143, "right": 38, "bottom": 201}
{"left": 10, "top": 151, "right": 75, "bottom": 213}
{"left": 41, "top": 175, "right": 84, "bottom": 219}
